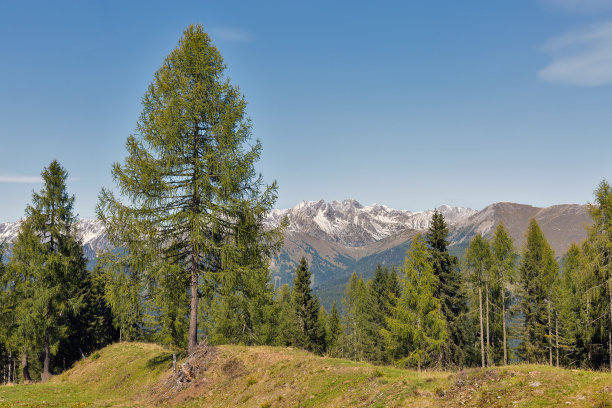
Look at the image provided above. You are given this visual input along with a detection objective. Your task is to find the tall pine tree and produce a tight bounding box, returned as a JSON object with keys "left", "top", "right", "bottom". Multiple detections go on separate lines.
{"left": 426, "top": 210, "right": 473, "bottom": 367}
{"left": 518, "top": 219, "right": 558, "bottom": 364}
{"left": 464, "top": 233, "right": 492, "bottom": 368}
{"left": 383, "top": 235, "right": 447, "bottom": 372}
{"left": 490, "top": 222, "right": 517, "bottom": 366}
{"left": 291, "top": 257, "right": 325, "bottom": 353}
{"left": 97, "top": 24, "right": 282, "bottom": 354}
{"left": 6, "top": 161, "right": 86, "bottom": 381}
{"left": 582, "top": 180, "right": 612, "bottom": 372}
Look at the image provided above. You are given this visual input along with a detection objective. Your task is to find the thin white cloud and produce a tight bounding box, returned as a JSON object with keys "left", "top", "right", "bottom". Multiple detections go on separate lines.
{"left": 210, "top": 27, "right": 254, "bottom": 43}
{"left": 539, "top": 21, "right": 612, "bottom": 86}
{"left": 0, "top": 175, "right": 42, "bottom": 183}
{"left": 543, "top": 0, "right": 612, "bottom": 13}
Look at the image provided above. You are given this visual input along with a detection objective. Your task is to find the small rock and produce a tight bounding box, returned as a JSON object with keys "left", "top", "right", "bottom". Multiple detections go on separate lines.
{"left": 529, "top": 381, "right": 541, "bottom": 387}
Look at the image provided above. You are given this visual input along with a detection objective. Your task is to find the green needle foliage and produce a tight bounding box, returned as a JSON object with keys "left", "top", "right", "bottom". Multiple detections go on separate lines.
{"left": 384, "top": 235, "right": 447, "bottom": 372}
{"left": 490, "top": 222, "right": 517, "bottom": 366}
{"left": 326, "top": 301, "right": 342, "bottom": 357}
{"left": 5, "top": 161, "right": 87, "bottom": 382}
{"left": 292, "top": 257, "right": 325, "bottom": 354}
{"left": 518, "top": 219, "right": 559, "bottom": 364}
{"left": 582, "top": 180, "right": 612, "bottom": 372}
{"left": 96, "top": 24, "right": 282, "bottom": 353}
{"left": 426, "top": 210, "right": 473, "bottom": 368}
{"left": 465, "top": 233, "right": 492, "bottom": 368}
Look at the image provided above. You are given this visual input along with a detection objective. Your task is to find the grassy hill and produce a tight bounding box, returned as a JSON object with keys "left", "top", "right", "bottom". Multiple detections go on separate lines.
{"left": 0, "top": 342, "right": 611, "bottom": 407}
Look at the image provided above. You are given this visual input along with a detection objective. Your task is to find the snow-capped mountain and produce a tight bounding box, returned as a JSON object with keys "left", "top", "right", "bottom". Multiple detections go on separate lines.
{"left": 265, "top": 199, "right": 476, "bottom": 247}
{"left": 0, "top": 200, "right": 475, "bottom": 258}
{"left": 0, "top": 219, "right": 108, "bottom": 259}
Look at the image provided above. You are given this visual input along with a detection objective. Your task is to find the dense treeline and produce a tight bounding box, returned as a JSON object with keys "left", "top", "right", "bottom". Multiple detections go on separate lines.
{"left": 2, "top": 23, "right": 612, "bottom": 384}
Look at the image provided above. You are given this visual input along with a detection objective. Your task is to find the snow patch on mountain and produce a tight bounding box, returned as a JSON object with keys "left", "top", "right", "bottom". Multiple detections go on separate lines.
{"left": 0, "top": 200, "right": 477, "bottom": 256}
{"left": 0, "top": 219, "right": 109, "bottom": 259}
{"left": 265, "top": 199, "right": 476, "bottom": 247}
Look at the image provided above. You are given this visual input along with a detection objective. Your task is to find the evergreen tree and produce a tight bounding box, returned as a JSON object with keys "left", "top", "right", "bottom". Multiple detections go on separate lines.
{"left": 275, "top": 284, "right": 297, "bottom": 347}
{"left": 96, "top": 252, "right": 146, "bottom": 342}
{"left": 464, "top": 233, "right": 492, "bottom": 367}
{"left": 518, "top": 219, "right": 558, "bottom": 364}
{"left": 557, "top": 243, "right": 589, "bottom": 367}
{"left": 490, "top": 222, "right": 517, "bottom": 366}
{"left": 582, "top": 180, "right": 612, "bottom": 372}
{"left": 342, "top": 272, "right": 377, "bottom": 361}
{"left": 6, "top": 221, "right": 44, "bottom": 382}
{"left": 291, "top": 257, "right": 324, "bottom": 353}
{"left": 318, "top": 305, "right": 328, "bottom": 352}
{"left": 368, "top": 264, "right": 396, "bottom": 363}
{"left": 383, "top": 235, "right": 447, "bottom": 372}
{"left": 327, "top": 302, "right": 342, "bottom": 357}
{"left": 9, "top": 161, "right": 87, "bottom": 381}
{"left": 426, "top": 210, "right": 473, "bottom": 367}
{"left": 96, "top": 24, "right": 282, "bottom": 354}
{"left": 0, "top": 242, "right": 17, "bottom": 384}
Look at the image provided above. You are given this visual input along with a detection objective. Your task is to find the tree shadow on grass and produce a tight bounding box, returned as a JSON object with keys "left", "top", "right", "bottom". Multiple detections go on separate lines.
{"left": 146, "top": 351, "right": 188, "bottom": 370}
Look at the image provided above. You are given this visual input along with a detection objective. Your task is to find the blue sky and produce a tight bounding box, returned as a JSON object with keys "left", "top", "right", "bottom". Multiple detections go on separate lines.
{"left": 1, "top": 0, "right": 612, "bottom": 222}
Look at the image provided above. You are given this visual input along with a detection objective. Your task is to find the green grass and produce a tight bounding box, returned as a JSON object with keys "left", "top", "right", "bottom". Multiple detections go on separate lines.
{"left": 1, "top": 343, "right": 611, "bottom": 407}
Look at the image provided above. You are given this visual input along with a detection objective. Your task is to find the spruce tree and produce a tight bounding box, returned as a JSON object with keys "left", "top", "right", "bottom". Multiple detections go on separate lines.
{"left": 327, "top": 302, "right": 342, "bottom": 357}
{"left": 97, "top": 24, "right": 282, "bottom": 354}
{"left": 582, "top": 180, "right": 612, "bottom": 372}
{"left": 518, "top": 219, "right": 558, "bottom": 364}
{"left": 342, "top": 272, "right": 377, "bottom": 361}
{"left": 275, "top": 284, "right": 297, "bottom": 347}
{"left": 426, "top": 210, "right": 472, "bottom": 367}
{"left": 557, "top": 243, "right": 589, "bottom": 367}
{"left": 383, "top": 235, "right": 447, "bottom": 372}
{"left": 291, "top": 257, "right": 324, "bottom": 353}
{"left": 11, "top": 161, "right": 86, "bottom": 381}
{"left": 490, "top": 222, "right": 517, "bottom": 366}
{"left": 464, "top": 233, "right": 492, "bottom": 367}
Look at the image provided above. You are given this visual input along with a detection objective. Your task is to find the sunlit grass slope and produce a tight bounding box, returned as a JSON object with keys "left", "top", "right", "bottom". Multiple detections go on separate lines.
{"left": 0, "top": 342, "right": 611, "bottom": 407}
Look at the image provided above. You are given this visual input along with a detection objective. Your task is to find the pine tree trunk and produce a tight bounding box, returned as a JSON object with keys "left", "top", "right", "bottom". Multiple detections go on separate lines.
{"left": 486, "top": 282, "right": 491, "bottom": 367}
{"left": 479, "top": 285, "right": 484, "bottom": 368}
{"left": 8, "top": 350, "right": 11, "bottom": 384}
{"left": 42, "top": 326, "right": 50, "bottom": 382}
{"left": 547, "top": 300, "right": 552, "bottom": 366}
{"left": 502, "top": 288, "right": 507, "bottom": 366}
{"left": 21, "top": 349, "right": 30, "bottom": 384}
{"left": 188, "top": 258, "right": 199, "bottom": 355}
{"left": 555, "top": 314, "right": 559, "bottom": 368}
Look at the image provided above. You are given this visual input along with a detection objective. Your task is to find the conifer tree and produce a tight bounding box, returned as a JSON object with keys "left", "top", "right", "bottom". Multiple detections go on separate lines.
{"left": 557, "top": 243, "right": 589, "bottom": 367}
{"left": 368, "top": 264, "right": 397, "bottom": 363}
{"left": 464, "top": 234, "right": 492, "bottom": 367}
{"left": 275, "top": 284, "right": 297, "bottom": 346}
{"left": 383, "top": 235, "right": 447, "bottom": 372}
{"left": 582, "top": 180, "right": 612, "bottom": 372}
{"left": 518, "top": 219, "right": 558, "bottom": 364}
{"left": 342, "top": 272, "right": 377, "bottom": 361}
{"left": 96, "top": 252, "right": 146, "bottom": 342}
{"left": 292, "top": 257, "right": 324, "bottom": 353}
{"left": 490, "top": 222, "right": 517, "bottom": 366}
{"left": 426, "top": 210, "right": 472, "bottom": 367}
{"left": 8, "top": 161, "right": 87, "bottom": 381}
{"left": 327, "top": 302, "right": 342, "bottom": 357}
{"left": 97, "top": 24, "right": 282, "bottom": 354}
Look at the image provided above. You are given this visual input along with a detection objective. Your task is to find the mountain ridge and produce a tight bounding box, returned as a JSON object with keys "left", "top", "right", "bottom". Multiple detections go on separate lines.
{"left": 0, "top": 200, "right": 591, "bottom": 308}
